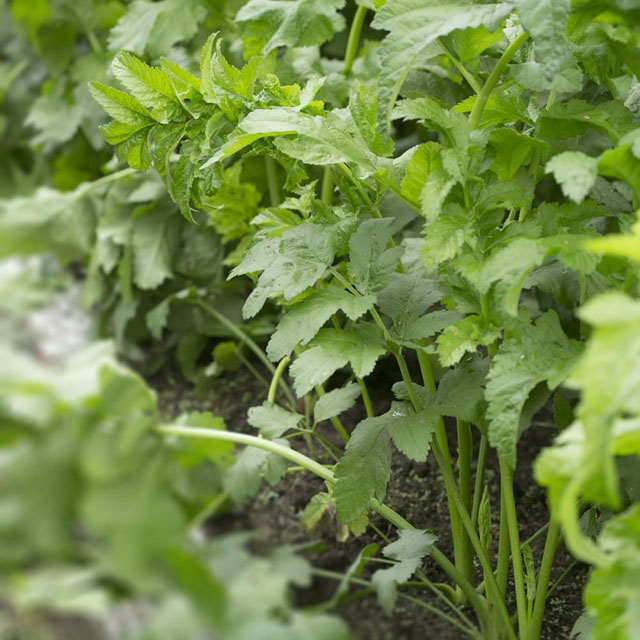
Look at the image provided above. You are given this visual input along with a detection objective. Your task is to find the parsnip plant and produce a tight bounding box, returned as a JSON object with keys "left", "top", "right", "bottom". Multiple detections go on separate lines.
{"left": 89, "top": 0, "right": 640, "bottom": 638}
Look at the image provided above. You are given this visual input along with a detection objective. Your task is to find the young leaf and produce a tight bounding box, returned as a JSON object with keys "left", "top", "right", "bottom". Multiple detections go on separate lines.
{"left": 372, "top": 530, "right": 438, "bottom": 614}
{"left": 314, "top": 383, "right": 361, "bottom": 422}
{"left": 546, "top": 151, "right": 599, "bottom": 204}
{"left": 247, "top": 402, "right": 303, "bottom": 439}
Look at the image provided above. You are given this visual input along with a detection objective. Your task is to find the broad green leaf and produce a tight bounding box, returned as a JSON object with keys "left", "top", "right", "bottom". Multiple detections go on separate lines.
{"left": 490, "top": 129, "right": 548, "bottom": 181}
{"left": 372, "top": 0, "right": 514, "bottom": 134}
{"left": 422, "top": 203, "right": 477, "bottom": 270}
{"left": 435, "top": 357, "right": 488, "bottom": 425}
{"left": 247, "top": 402, "right": 303, "bottom": 439}
{"left": 236, "top": 0, "right": 346, "bottom": 54}
{"left": 334, "top": 414, "right": 391, "bottom": 525}
{"left": 230, "top": 224, "right": 337, "bottom": 319}
{"left": 314, "top": 383, "right": 361, "bottom": 422}
{"left": 290, "top": 326, "right": 385, "bottom": 396}
{"left": 131, "top": 207, "right": 181, "bottom": 289}
{"left": 487, "top": 311, "right": 582, "bottom": 467}
{"left": 108, "top": 0, "right": 207, "bottom": 56}
{"left": 348, "top": 218, "right": 404, "bottom": 294}
{"left": 267, "top": 286, "right": 375, "bottom": 362}
{"left": 516, "top": 0, "right": 571, "bottom": 78}
{"left": 387, "top": 401, "right": 438, "bottom": 462}
{"left": 400, "top": 142, "right": 443, "bottom": 205}
{"left": 205, "top": 108, "right": 381, "bottom": 178}
{"left": 546, "top": 151, "right": 599, "bottom": 204}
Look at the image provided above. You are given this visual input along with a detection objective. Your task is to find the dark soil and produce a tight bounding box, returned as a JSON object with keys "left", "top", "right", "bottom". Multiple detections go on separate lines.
{"left": 154, "top": 358, "right": 588, "bottom": 640}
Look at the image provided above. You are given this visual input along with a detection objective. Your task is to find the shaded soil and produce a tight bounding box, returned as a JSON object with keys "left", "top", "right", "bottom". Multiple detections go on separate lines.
{"left": 154, "top": 357, "right": 588, "bottom": 640}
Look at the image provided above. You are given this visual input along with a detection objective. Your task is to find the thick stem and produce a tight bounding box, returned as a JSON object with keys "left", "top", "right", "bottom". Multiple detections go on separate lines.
{"left": 525, "top": 522, "right": 561, "bottom": 640}
{"left": 321, "top": 166, "right": 334, "bottom": 205}
{"left": 500, "top": 458, "right": 528, "bottom": 636}
{"left": 468, "top": 31, "right": 529, "bottom": 130}
{"left": 265, "top": 156, "right": 280, "bottom": 207}
{"left": 471, "top": 433, "right": 488, "bottom": 528}
{"left": 415, "top": 349, "right": 469, "bottom": 600}
{"left": 496, "top": 492, "right": 510, "bottom": 599}
{"left": 343, "top": 5, "right": 368, "bottom": 74}
{"left": 457, "top": 419, "right": 474, "bottom": 583}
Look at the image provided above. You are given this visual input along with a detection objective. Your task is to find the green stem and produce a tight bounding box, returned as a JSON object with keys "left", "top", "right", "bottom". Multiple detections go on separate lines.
{"left": 415, "top": 349, "right": 469, "bottom": 600}
{"left": 457, "top": 419, "right": 474, "bottom": 583}
{"left": 235, "top": 350, "right": 270, "bottom": 388}
{"left": 437, "top": 38, "right": 482, "bottom": 94}
{"left": 468, "top": 31, "right": 530, "bottom": 130}
{"left": 546, "top": 559, "right": 578, "bottom": 600}
{"left": 75, "top": 167, "right": 137, "bottom": 198}
{"left": 343, "top": 5, "right": 368, "bottom": 74}
{"left": 321, "top": 166, "right": 335, "bottom": 205}
{"left": 161, "top": 422, "right": 486, "bottom": 629}
{"left": 471, "top": 433, "right": 488, "bottom": 528}
{"left": 357, "top": 377, "right": 375, "bottom": 418}
{"left": 312, "top": 568, "right": 480, "bottom": 638}
{"left": 526, "top": 522, "right": 561, "bottom": 640}
{"left": 315, "top": 384, "right": 350, "bottom": 443}
{"left": 496, "top": 492, "right": 510, "bottom": 598}
{"left": 265, "top": 156, "right": 280, "bottom": 207}
{"left": 268, "top": 357, "right": 290, "bottom": 403}
{"left": 500, "top": 458, "right": 528, "bottom": 636}
{"left": 189, "top": 299, "right": 297, "bottom": 409}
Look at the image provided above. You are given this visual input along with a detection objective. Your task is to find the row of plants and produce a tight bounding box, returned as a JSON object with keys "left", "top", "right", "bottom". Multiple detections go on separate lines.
{"left": 1, "top": 0, "right": 640, "bottom": 638}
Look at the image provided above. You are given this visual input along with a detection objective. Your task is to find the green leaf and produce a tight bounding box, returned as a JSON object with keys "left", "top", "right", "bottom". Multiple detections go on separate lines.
{"left": 236, "top": 0, "right": 346, "bottom": 54}
{"left": 131, "top": 207, "right": 181, "bottom": 289}
{"left": 348, "top": 218, "right": 404, "bottom": 295}
{"left": 486, "top": 311, "right": 582, "bottom": 467}
{"left": 223, "top": 439, "right": 290, "bottom": 503}
{"left": 490, "top": 129, "right": 549, "bottom": 181}
{"left": 89, "top": 81, "right": 156, "bottom": 126}
{"left": 372, "top": 0, "right": 514, "bottom": 134}
{"left": 437, "top": 315, "right": 500, "bottom": 367}
{"left": 230, "top": 224, "right": 337, "bottom": 319}
{"left": 108, "top": 0, "right": 206, "bottom": 56}
{"left": 387, "top": 401, "right": 438, "bottom": 463}
{"left": 546, "top": 151, "right": 599, "bottom": 204}
{"left": 205, "top": 108, "right": 381, "bottom": 178}
{"left": 314, "top": 383, "right": 361, "bottom": 422}
{"left": 290, "top": 326, "right": 385, "bottom": 396}
{"left": 111, "top": 52, "right": 181, "bottom": 121}
{"left": 267, "top": 286, "right": 375, "bottom": 362}
{"left": 422, "top": 203, "right": 477, "bottom": 270}
{"left": 247, "top": 402, "right": 303, "bottom": 439}
{"left": 334, "top": 414, "right": 391, "bottom": 525}
{"left": 436, "top": 357, "right": 488, "bottom": 425}
{"left": 516, "top": 0, "right": 571, "bottom": 79}
{"left": 372, "top": 530, "right": 437, "bottom": 614}
{"left": 587, "top": 214, "right": 640, "bottom": 262}
{"left": 584, "top": 505, "right": 640, "bottom": 640}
